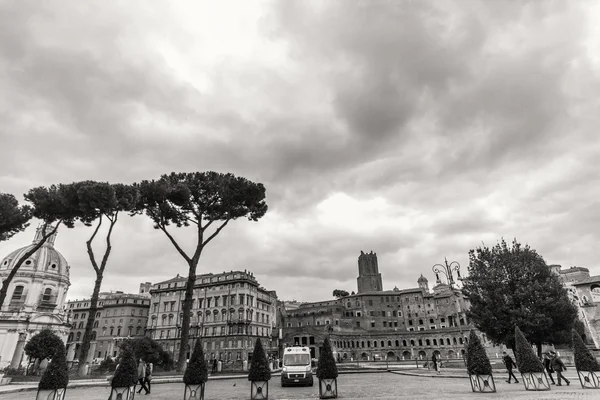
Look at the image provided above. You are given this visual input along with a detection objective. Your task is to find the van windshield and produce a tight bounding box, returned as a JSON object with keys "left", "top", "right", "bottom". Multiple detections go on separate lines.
{"left": 284, "top": 354, "right": 310, "bottom": 366}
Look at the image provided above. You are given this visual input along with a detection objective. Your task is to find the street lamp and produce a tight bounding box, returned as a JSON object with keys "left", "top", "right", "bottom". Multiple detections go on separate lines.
{"left": 432, "top": 258, "right": 465, "bottom": 363}
{"left": 432, "top": 258, "right": 462, "bottom": 288}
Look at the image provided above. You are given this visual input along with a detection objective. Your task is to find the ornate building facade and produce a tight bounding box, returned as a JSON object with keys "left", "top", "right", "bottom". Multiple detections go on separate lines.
{"left": 280, "top": 251, "right": 497, "bottom": 361}
{"left": 65, "top": 283, "right": 151, "bottom": 364}
{"left": 0, "top": 227, "right": 72, "bottom": 369}
{"left": 146, "top": 270, "right": 278, "bottom": 369}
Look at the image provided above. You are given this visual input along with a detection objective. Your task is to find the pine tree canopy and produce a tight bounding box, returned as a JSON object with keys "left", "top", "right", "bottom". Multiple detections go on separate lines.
{"left": 466, "top": 330, "right": 492, "bottom": 375}
{"left": 514, "top": 326, "right": 544, "bottom": 373}
{"left": 462, "top": 238, "right": 577, "bottom": 351}
{"left": 184, "top": 340, "right": 208, "bottom": 385}
{"left": 572, "top": 329, "right": 600, "bottom": 372}
{"left": 316, "top": 336, "right": 338, "bottom": 379}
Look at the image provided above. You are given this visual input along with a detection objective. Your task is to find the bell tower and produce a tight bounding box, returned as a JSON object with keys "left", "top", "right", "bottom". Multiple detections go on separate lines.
{"left": 357, "top": 250, "right": 383, "bottom": 293}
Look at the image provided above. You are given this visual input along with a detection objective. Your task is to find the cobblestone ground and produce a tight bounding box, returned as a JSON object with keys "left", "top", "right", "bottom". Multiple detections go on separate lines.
{"left": 2, "top": 372, "right": 597, "bottom": 400}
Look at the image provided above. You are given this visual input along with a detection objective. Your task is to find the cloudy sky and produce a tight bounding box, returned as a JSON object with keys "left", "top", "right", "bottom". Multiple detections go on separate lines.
{"left": 1, "top": 0, "right": 600, "bottom": 303}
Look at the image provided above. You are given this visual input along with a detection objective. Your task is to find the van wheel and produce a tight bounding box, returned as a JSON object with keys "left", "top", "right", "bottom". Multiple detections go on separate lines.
{"left": 309, "top": 379, "right": 314, "bottom": 387}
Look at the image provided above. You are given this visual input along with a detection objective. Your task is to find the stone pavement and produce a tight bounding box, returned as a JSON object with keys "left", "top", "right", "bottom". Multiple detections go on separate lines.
{"left": 1, "top": 371, "right": 596, "bottom": 400}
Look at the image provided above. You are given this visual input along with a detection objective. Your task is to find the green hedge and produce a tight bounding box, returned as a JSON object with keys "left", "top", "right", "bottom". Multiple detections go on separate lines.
{"left": 184, "top": 341, "right": 208, "bottom": 385}
{"left": 316, "top": 336, "right": 338, "bottom": 380}
{"left": 466, "top": 330, "right": 492, "bottom": 375}
{"left": 514, "top": 326, "right": 543, "bottom": 373}
{"left": 248, "top": 339, "right": 271, "bottom": 382}
{"left": 38, "top": 339, "right": 68, "bottom": 390}
{"left": 111, "top": 341, "right": 138, "bottom": 387}
{"left": 573, "top": 329, "right": 600, "bottom": 372}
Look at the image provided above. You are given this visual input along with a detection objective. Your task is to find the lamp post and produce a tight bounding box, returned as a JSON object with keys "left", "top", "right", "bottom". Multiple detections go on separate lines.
{"left": 432, "top": 258, "right": 466, "bottom": 363}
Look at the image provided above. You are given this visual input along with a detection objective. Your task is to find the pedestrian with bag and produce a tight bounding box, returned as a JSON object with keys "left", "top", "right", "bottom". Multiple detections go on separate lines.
{"left": 542, "top": 353, "right": 556, "bottom": 385}
{"left": 144, "top": 362, "right": 153, "bottom": 394}
{"left": 550, "top": 351, "right": 570, "bottom": 386}
{"left": 136, "top": 359, "right": 150, "bottom": 395}
{"left": 502, "top": 351, "right": 519, "bottom": 384}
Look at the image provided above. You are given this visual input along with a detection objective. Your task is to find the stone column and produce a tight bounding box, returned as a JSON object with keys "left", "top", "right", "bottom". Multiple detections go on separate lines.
{"left": 9, "top": 332, "right": 27, "bottom": 369}
{"left": 67, "top": 343, "right": 76, "bottom": 363}
{"left": 87, "top": 342, "right": 97, "bottom": 363}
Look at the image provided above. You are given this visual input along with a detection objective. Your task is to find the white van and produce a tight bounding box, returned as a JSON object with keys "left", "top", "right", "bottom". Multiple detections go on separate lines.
{"left": 281, "top": 346, "right": 314, "bottom": 387}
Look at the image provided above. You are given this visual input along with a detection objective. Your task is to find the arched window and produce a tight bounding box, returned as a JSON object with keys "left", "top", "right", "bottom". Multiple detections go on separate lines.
{"left": 42, "top": 288, "right": 52, "bottom": 302}
{"left": 433, "top": 339, "right": 437, "bottom": 346}
{"left": 402, "top": 340, "right": 407, "bottom": 347}
{"left": 410, "top": 340, "right": 415, "bottom": 346}
{"left": 136, "top": 326, "right": 141, "bottom": 335}
{"left": 76, "top": 332, "right": 81, "bottom": 341}
{"left": 96, "top": 312, "right": 101, "bottom": 318}
{"left": 78, "top": 322, "right": 84, "bottom": 329}
{"left": 426, "top": 339, "right": 431, "bottom": 346}
{"left": 388, "top": 340, "right": 392, "bottom": 347}
{"left": 68, "top": 332, "right": 74, "bottom": 342}
{"left": 93, "top": 321, "right": 99, "bottom": 328}
{"left": 395, "top": 340, "right": 399, "bottom": 347}
{"left": 418, "top": 339, "right": 423, "bottom": 346}
{"left": 11, "top": 285, "right": 24, "bottom": 300}
{"left": 381, "top": 340, "right": 385, "bottom": 347}
{"left": 91, "top": 331, "right": 97, "bottom": 340}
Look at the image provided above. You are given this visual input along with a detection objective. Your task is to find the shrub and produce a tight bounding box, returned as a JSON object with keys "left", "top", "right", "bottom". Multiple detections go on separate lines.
{"left": 38, "top": 341, "right": 68, "bottom": 390}
{"left": 514, "top": 326, "right": 543, "bottom": 373}
{"left": 573, "top": 329, "right": 600, "bottom": 372}
{"left": 98, "top": 357, "right": 117, "bottom": 374}
{"left": 466, "top": 330, "right": 492, "bottom": 375}
{"left": 111, "top": 341, "right": 138, "bottom": 388}
{"left": 316, "top": 336, "right": 338, "bottom": 380}
{"left": 132, "top": 337, "right": 165, "bottom": 364}
{"left": 184, "top": 341, "right": 208, "bottom": 385}
{"left": 25, "top": 329, "right": 64, "bottom": 362}
{"left": 248, "top": 339, "right": 271, "bottom": 382}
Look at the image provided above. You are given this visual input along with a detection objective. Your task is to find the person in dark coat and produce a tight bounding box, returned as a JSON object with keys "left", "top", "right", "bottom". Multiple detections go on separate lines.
{"left": 550, "top": 351, "right": 570, "bottom": 386}
{"left": 431, "top": 353, "right": 440, "bottom": 374}
{"left": 502, "top": 351, "right": 519, "bottom": 383}
{"left": 542, "top": 353, "right": 555, "bottom": 384}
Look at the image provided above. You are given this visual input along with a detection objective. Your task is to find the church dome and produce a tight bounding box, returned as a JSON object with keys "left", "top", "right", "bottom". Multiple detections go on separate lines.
{"left": 417, "top": 274, "right": 428, "bottom": 283}
{"left": 0, "top": 226, "right": 70, "bottom": 281}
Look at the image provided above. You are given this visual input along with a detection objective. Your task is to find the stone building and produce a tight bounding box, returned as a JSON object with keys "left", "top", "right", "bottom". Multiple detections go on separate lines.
{"left": 146, "top": 270, "right": 278, "bottom": 369}
{"left": 281, "top": 251, "right": 496, "bottom": 361}
{"left": 0, "top": 227, "right": 72, "bottom": 369}
{"left": 65, "top": 283, "right": 151, "bottom": 363}
{"left": 551, "top": 265, "right": 600, "bottom": 349}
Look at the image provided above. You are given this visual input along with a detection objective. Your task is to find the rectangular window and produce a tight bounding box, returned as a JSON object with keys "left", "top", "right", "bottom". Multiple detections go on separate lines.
{"left": 370, "top": 321, "right": 375, "bottom": 328}
{"left": 356, "top": 321, "right": 360, "bottom": 327}
{"left": 383, "top": 321, "right": 387, "bottom": 327}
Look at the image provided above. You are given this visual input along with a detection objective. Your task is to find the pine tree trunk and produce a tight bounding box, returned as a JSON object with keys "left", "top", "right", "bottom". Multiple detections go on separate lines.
{"left": 176, "top": 263, "right": 197, "bottom": 372}
{"left": 77, "top": 273, "right": 103, "bottom": 376}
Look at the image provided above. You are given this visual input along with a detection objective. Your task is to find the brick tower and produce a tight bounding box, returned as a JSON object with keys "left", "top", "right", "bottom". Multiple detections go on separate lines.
{"left": 357, "top": 250, "right": 383, "bottom": 293}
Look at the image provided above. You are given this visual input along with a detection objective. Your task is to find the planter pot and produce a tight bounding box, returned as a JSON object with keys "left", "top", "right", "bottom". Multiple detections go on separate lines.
{"left": 578, "top": 370, "right": 600, "bottom": 389}
{"left": 318, "top": 378, "right": 338, "bottom": 399}
{"left": 109, "top": 385, "right": 136, "bottom": 400}
{"left": 520, "top": 372, "right": 550, "bottom": 391}
{"left": 184, "top": 382, "right": 205, "bottom": 399}
{"left": 469, "top": 374, "right": 496, "bottom": 393}
{"left": 36, "top": 388, "right": 67, "bottom": 400}
{"left": 250, "top": 380, "right": 268, "bottom": 400}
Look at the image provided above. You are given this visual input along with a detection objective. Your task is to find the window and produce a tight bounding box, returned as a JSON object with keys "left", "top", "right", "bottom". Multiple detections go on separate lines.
{"left": 11, "top": 286, "right": 24, "bottom": 301}
{"left": 368, "top": 300, "right": 373, "bottom": 306}
{"left": 356, "top": 321, "right": 360, "bottom": 327}
{"left": 370, "top": 321, "right": 375, "bottom": 328}
{"left": 42, "top": 288, "right": 52, "bottom": 302}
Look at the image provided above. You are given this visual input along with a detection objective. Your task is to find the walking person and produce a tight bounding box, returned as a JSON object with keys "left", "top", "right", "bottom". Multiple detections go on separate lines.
{"left": 136, "top": 359, "right": 150, "bottom": 395}
{"left": 550, "top": 351, "right": 570, "bottom": 386}
{"left": 212, "top": 358, "right": 218, "bottom": 374}
{"left": 542, "top": 353, "right": 556, "bottom": 385}
{"left": 502, "top": 351, "right": 519, "bottom": 383}
{"left": 144, "top": 362, "right": 153, "bottom": 394}
{"left": 432, "top": 353, "right": 440, "bottom": 374}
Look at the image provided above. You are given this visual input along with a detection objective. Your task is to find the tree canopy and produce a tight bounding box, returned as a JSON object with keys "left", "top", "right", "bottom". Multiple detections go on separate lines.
{"left": 38, "top": 338, "right": 68, "bottom": 390}
{"left": 136, "top": 171, "right": 267, "bottom": 370}
{"left": 316, "top": 336, "right": 338, "bottom": 380}
{"left": 0, "top": 193, "right": 32, "bottom": 242}
{"left": 462, "top": 238, "right": 578, "bottom": 356}
{"left": 248, "top": 338, "right": 271, "bottom": 382}
{"left": 332, "top": 289, "right": 349, "bottom": 299}
{"left": 466, "top": 330, "right": 492, "bottom": 375}
{"left": 24, "top": 329, "right": 65, "bottom": 362}
{"left": 183, "top": 340, "right": 208, "bottom": 385}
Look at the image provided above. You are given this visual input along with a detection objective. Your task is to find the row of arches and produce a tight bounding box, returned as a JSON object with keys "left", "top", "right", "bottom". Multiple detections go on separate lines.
{"left": 339, "top": 349, "right": 465, "bottom": 361}
{"left": 334, "top": 336, "right": 469, "bottom": 350}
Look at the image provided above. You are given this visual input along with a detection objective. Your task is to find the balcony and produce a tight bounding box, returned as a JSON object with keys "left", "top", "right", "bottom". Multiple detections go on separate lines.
{"left": 227, "top": 317, "right": 252, "bottom": 325}
{"left": 38, "top": 296, "right": 58, "bottom": 310}
{"left": 7, "top": 299, "right": 26, "bottom": 311}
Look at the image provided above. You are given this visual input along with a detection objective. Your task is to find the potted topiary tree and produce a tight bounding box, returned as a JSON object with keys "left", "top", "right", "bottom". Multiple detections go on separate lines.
{"left": 109, "top": 341, "right": 138, "bottom": 400}
{"left": 36, "top": 338, "right": 68, "bottom": 400}
{"left": 183, "top": 341, "right": 208, "bottom": 399}
{"left": 466, "top": 330, "right": 495, "bottom": 393}
{"left": 316, "top": 336, "right": 338, "bottom": 399}
{"left": 248, "top": 338, "right": 271, "bottom": 400}
{"left": 514, "top": 326, "right": 550, "bottom": 391}
{"left": 573, "top": 329, "right": 600, "bottom": 388}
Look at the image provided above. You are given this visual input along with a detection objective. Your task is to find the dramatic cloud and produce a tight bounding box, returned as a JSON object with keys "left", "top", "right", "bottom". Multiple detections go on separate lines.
{"left": 1, "top": 0, "right": 600, "bottom": 302}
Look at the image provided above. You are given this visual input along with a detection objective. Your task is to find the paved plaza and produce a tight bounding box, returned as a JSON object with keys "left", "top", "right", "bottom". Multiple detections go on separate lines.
{"left": 1, "top": 372, "right": 597, "bottom": 400}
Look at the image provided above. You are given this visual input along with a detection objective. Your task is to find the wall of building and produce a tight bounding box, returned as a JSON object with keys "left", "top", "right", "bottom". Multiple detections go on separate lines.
{"left": 147, "top": 270, "right": 278, "bottom": 368}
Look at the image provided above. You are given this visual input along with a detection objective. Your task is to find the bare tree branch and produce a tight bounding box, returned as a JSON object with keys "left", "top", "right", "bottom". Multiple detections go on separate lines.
{"left": 159, "top": 224, "right": 192, "bottom": 264}
{"left": 86, "top": 215, "right": 103, "bottom": 274}
{"left": 203, "top": 218, "right": 230, "bottom": 247}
